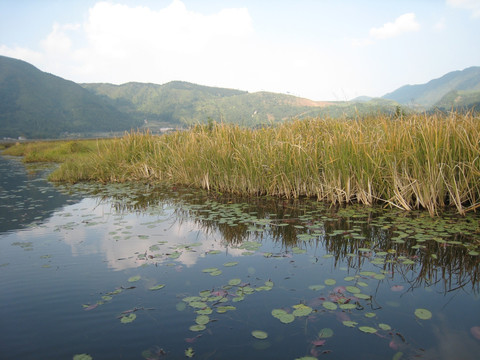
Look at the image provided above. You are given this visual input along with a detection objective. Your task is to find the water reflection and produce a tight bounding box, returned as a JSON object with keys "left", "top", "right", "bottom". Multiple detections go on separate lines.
{"left": 0, "top": 155, "right": 82, "bottom": 233}
{"left": 1, "top": 176, "right": 480, "bottom": 359}
{"left": 60, "top": 182, "right": 480, "bottom": 296}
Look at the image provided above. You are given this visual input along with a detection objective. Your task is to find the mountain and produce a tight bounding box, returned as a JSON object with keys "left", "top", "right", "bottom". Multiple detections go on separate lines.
{"left": 434, "top": 89, "right": 480, "bottom": 111}
{"left": 382, "top": 66, "right": 480, "bottom": 109}
{"left": 81, "top": 81, "right": 332, "bottom": 128}
{"left": 0, "top": 56, "right": 140, "bottom": 139}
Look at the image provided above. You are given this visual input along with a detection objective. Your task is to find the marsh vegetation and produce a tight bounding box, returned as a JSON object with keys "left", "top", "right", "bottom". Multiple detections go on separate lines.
{"left": 6, "top": 113, "right": 480, "bottom": 216}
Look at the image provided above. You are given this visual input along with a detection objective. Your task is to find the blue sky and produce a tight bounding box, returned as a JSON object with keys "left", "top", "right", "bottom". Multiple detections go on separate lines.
{"left": 1, "top": 0, "right": 479, "bottom": 100}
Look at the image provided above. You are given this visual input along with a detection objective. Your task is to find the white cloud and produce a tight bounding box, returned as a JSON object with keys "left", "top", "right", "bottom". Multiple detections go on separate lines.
{"left": 447, "top": 0, "right": 480, "bottom": 17}
{"left": 0, "top": 1, "right": 374, "bottom": 100}
{"left": 433, "top": 17, "right": 446, "bottom": 31}
{"left": 369, "top": 13, "right": 420, "bottom": 39}
{"left": 351, "top": 37, "right": 374, "bottom": 48}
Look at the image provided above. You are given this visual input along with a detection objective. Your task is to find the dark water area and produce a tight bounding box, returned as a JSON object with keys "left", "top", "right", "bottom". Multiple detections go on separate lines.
{"left": 0, "top": 155, "right": 480, "bottom": 360}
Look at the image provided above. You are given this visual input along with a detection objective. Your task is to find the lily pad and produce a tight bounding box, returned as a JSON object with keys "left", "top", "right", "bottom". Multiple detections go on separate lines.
{"left": 223, "top": 262, "right": 238, "bottom": 267}
{"left": 293, "top": 304, "right": 313, "bottom": 317}
{"left": 73, "top": 355, "right": 93, "bottom": 360}
{"left": 185, "top": 347, "right": 195, "bottom": 358}
{"left": 322, "top": 301, "right": 338, "bottom": 311}
{"left": 228, "top": 278, "right": 242, "bottom": 286}
{"left": 379, "top": 323, "right": 392, "bottom": 331}
{"left": 120, "top": 313, "right": 136, "bottom": 324}
{"left": 324, "top": 279, "right": 336, "bottom": 286}
{"left": 189, "top": 324, "right": 206, "bottom": 332}
{"left": 345, "top": 286, "right": 361, "bottom": 294}
{"left": 359, "top": 326, "right": 377, "bottom": 333}
{"left": 195, "top": 315, "right": 210, "bottom": 325}
{"left": 414, "top": 308, "right": 432, "bottom": 320}
{"left": 251, "top": 330, "right": 268, "bottom": 339}
{"left": 342, "top": 321, "right": 358, "bottom": 328}
{"left": 127, "top": 275, "right": 141, "bottom": 282}
{"left": 318, "top": 328, "right": 334, "bottom": 338}
{"left": 149, "top": 284, "right": 165, "bottom": 291}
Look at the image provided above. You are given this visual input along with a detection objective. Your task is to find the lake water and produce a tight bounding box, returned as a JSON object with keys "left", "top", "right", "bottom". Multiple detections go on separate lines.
{"left": 1, "top": 155, "right": 480, "bottom": 360}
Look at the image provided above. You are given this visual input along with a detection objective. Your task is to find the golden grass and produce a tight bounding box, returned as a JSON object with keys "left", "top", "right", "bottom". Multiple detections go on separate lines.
{"left": 10, "top": 113, "right": 480, "bottom": 216}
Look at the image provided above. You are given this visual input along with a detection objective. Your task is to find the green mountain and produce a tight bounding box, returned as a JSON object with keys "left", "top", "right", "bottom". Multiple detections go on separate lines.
{"left": 434, "top": 89, "right": 480, "bottom": 111}
{"left": 0, "top": 56, "right": 140, "bottom": 139}
{"left": 382, "top": 66, "right": 480, "bottom": 109}
{"left": 81, "top": 81, "right": 333, "bottom": 128}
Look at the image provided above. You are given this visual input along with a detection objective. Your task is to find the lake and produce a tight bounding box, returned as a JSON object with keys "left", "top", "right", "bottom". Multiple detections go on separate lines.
{"left": 1, "top": 154, "right": 480, "bottom": 360}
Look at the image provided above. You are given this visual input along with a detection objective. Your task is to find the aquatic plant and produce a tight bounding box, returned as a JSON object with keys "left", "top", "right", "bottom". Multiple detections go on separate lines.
{"left": 9, "top": 113, "right": 480, "bottom": 215}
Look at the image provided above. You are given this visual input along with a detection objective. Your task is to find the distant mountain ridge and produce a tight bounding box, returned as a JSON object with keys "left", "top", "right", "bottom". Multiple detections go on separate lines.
{"left": 0, "top": 55, "right": 138, "bottom": 139}
{"left": 1, "top": 55, "right": 478, "bottom": 139}
{"left": 81, "top": 81, "right": 332, "bottom": 127}
{"left": 382, "top": 66, "right": 480, "bottom": 109}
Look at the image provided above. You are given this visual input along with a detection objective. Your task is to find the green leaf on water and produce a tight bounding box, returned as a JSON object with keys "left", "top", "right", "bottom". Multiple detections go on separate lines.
{"left": 271, "top": 309, "right": 295, "bottom": 324}
{"left": 355, "top": 293, "right": 371, "bottom": 300}
{"left": 195, "top": 315, "right": 210, "bottom": 325}
{"left": 379, "top": 323, "right": 392, "bottom": 331}
{"left": 209, "top": 270, "right": 222, "bottom": 276}
{"left": 468, "top": 250, "right": 479, "bottom": 256}
{"left": 339, "top": 303, "right": 356, "bottom": 310}
{"left": 189, "top": 324, "right": 206, "bottom": 332}
{"left": 185, "top": 347, "right": 195, "bottom": 358}
{"left": 322, "top": 301, "right": 338, "bottom": 311}
{"left": 294, "top": 357, "right": 317, "bottom": 360}
{"left": 359, "top": 326, "right": 377, "bottom": 334}
{"left": 365, "top": 312, "right": 376, "bottom": 318}
{"left": 217, "top": 305, "right": 236, "bottom": 313}
{"left": 196, "top": 307, "right": 213, "bottom": 315}
{"left": 346, "top": 286, "right": 361, "bottom": 294}
{"left": 344, "top": 276, "right": 355, "bottom": 281}
{"left": 120, "top": 313, "right": 136, "bottom": 324}
{"left": 359, "top": 271, "right": 376, "bottom": 277}
{"left": 251, "top": 330, "right": 268, "bottom": 339}
{"left": 342, "top": 321, "right": 358, "bottom": 328}
{"left": 228, "top": 278, "right": 242, "bottom": 286}
{"left": 127, "top": 275, "right": 141, "bottom": 282}
{"left": 324, "top": 279, "right": 336, "bottom": 286}
{"left": 149, "top": 284, "right": 165, "bottom": 291}
{"left": 207, "top": 250, "right": 221, "bottom": 255}
{"left": 189, "top": 301, "right": 208, "bottom": 309}
{"left": 292, "top": 304, "right": 313, "bottom": 317}
{"left": 318, "top": 328, "right": 334, "bottom": 338}
{"left": 168, "top": 251, "right": 181, "bottom": 259}
{"left": 223, "top": 262, "right": 238, "bottom": 267}
{"left": 292, "top": 247, "right": 307, "bottom": 254}
{"left": 73, "top": 354, "right": 93, "bottom": 360}
{"left": 202, "top": 267, "right": 219, "bottom": 273}
{"left": 414, "top": 308, "right": 432, "bottom": 320}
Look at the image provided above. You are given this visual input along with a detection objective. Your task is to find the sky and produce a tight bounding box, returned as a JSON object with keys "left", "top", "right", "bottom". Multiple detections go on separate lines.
{"left": 1, "top": 0, "right": 479, "bottom": 101}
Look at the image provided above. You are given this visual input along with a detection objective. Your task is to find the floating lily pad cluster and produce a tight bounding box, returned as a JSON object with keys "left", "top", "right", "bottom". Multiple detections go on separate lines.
{"left": 180, "top": 273, "right": 274, "bottom": 341}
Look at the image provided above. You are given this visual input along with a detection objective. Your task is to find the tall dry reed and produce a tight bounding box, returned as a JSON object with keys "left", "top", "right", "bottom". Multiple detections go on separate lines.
{"left": 50, "top": 113, "right": 480, "bottom": 215}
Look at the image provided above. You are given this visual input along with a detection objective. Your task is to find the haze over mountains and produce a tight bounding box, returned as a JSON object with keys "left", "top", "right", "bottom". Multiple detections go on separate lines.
{"left": 1, "top": 55, "right": 479, "bottom": 139}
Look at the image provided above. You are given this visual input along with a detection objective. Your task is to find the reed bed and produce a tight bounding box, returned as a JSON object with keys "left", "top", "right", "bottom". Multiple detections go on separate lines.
{"left": 48, "top": 113, "right": 480, "bottom": 215}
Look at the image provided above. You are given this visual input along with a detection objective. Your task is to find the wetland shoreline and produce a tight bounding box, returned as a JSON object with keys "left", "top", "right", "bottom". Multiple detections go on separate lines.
{"left": 3, "top": 113, "right": 480, "bottom": 216}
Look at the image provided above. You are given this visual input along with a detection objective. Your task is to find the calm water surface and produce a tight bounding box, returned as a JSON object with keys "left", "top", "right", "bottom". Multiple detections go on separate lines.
{"left": 1, "top": 155, "right": 480, "bottom": 360}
